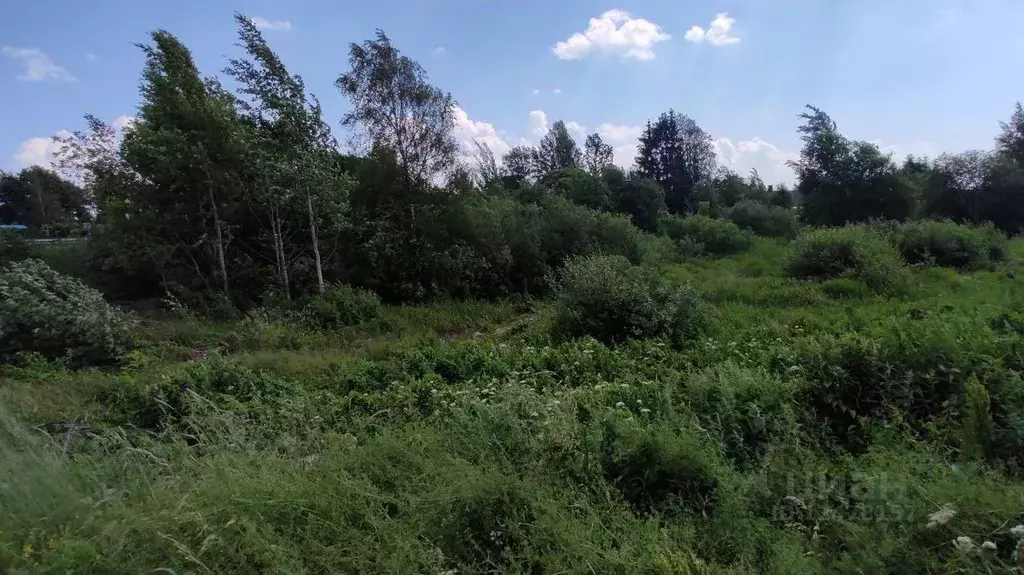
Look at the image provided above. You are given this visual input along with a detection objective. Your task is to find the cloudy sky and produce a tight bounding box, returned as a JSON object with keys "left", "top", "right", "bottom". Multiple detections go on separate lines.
{"left": 3, "top": 0, "right": 1024, "bottom": 186}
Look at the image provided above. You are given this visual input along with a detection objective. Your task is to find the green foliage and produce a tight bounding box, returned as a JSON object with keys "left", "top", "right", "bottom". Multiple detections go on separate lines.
{"left": 535, "top": 120, "right": 582, "bottom": 174}
{"left": 897, "top": 219, "right": 1009, "bottom": 270}
{"left": 661, "top": 214, "right": 751, "bottom": 256}
{"left": 962, "top": 376, "right": 993, "bottom": 460}
{"left": 0, "top": 230, "right": 32, "bottom": 266}
{"left": 0, "top": 259, "right": 135, "bottom": 366}
{"left": 0, "top": 167, "right": 91, "bottom": 237}
{"left": 791, "top": 106, "right": 916, "bottom": 226}
{"left": 303, "top": 284, "right": 381, "bottom": 329}
{"left": 635, "top": 110, "right": 717, "bottom": 214}
{"left": 552, "top": 255, "right": 706, "bottom": 346}
{"left": 600, "top": 420, "right": 722, "bottom": 516}
{"left": 609, "top": 175, "right": 666, "bottom": 233}
{"left": 684, "top": 364, "right": 799, "bottom": 469}
{"left": 726, "top": 200, "right": 799, "bottom": 238}
{"left": 17, "top": 21, "right": 1024, "bottom": 575}
{"left": 347, "top": 193, "right": 649, "bottom": 302}
{"left": 543, "top": 167, "right": 611, "bottom": 210}
{"left": 784, "top": 225, "right": 905, "bottom": 294}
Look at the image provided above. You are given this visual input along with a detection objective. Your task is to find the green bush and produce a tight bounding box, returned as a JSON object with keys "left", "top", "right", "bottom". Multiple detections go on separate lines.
{"left": 684, "top": 364, "right": 799, "bottom": 469}
{"left": 0, "top": 230, "right": 32, "bottom": 266}
{"left": 661, "top": 214, "right": 751, "bottom": 256}
{"left": 600, "top": 420, "right": 722, "bottom": 516}
{"left": 0, "top": 259, "right": 135, "bottom": 366}
{"left": 543, "top": 167, "right": 612, "bottom": 211}
{"left": 552, "top": 255, "right": 706, "bottom": 346}
{"left": 726, "top": 200, "right": 799, "bottom": 238}
{"left": 819, "top": 277, "right": 872, "bottom": 299}
{"left": 303, "top": 284, "right": 381, "bottom": 330}
{"left": 784, "top": 225, "right": 905, "bottom": 294}
{"left": 897, "top": 219, "right": 1009, "bottom": 270}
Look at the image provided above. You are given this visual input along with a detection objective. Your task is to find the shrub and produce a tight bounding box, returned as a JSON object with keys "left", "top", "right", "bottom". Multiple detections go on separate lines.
{"left": 303, "top": 284, "right": 381, "bottom": 330}
{"left": 660, "top": 214, "right": 751, "bottom": 256}
{"left": 0, "top": 230, "right": 33, "bottom": 266}
{"left": 897, "top": 219, "right": 1009, "bottom": 270}
{"left": 600, "top": 420, "right": 721, "bottom": 516}
{"left": 552, "top": 255, "right": 706, "bottom": 346}
{"left": 0, "top": 259, "right": 135, "bottom": 366}
{"left": 611, "top": 177, "right": 666, "bottom": 233}
{"left": 543, "top": 167, "right": 612, "bottom": 211}
{"left": 726, "top": 200, "right": 799, "bottom": 238}
{"left": 784, "top": 225, "right": 905, "bottom": 294}
{"left": 819, "top": 277, "right": 872, "bottom": 299}
{"left": 684, "top": 364, "right": 799, "bottom": 469}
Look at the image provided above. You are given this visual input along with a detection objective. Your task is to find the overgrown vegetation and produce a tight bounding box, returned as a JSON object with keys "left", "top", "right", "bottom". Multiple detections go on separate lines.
{"left": 5, "top": 11, "right": 1024, "bottom": 573}
{"left": 784, "top": 225, "right": 906, "bottom": 294}
{"left": 551, "top": 254, "right": 705, "bottom": 346}
{"left": 0, "top": 259, "right": 135, "bottom": 367}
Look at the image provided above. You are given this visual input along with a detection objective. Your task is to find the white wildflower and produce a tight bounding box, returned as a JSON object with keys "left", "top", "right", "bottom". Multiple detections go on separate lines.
{"left": 636, "top": 399, "right": 642, "bottom": 405}
{"left": 615, "top": 401, "right": 625, "bottom": 409}
{"left": 953, "top": 536, "right": 977, "bottom": 553}
{"left": 1011, "top": 525, "right": 1024, "bottom": 539}
{"left": 639, "top": 408, "right": 651, "bottom": 414}
{"left": 926, "top": 505, "right": 956, "bottom": 529}
{"left": 981, "top": 541, "right": 997, "bottom": 552}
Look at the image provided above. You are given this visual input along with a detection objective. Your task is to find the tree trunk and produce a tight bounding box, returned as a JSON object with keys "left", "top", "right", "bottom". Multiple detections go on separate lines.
{"left": 272, "top": 206, "right": 290, "bottom": 298}
{"left": 208, "top": 186, "right": 229, "bottom": 292}
{"left": 201, "top": 152, "right": 229, "bottom": 293}
{"left": 30, "top": 172, "right": 48, "bottom": 237}
{"left": 307, "top": 192, "right": 325, "bottom": 295}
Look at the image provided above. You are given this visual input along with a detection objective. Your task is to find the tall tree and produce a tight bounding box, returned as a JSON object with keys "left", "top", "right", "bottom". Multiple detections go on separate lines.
{"left": 634, "top": 110, "right": 716, "bottom": 214}
{"left": 0, "top": 167, "right": 90, "bottom": 235}
{"left": 501, "top": 145, "right": 538, "bottom": 186}
{"left": 470, "top": 139, "right": 500, "bottom": 190}
{"left": 120, "top": 29, "right": 247, "bottom": 293}
{"left": 226, "top": 12, "right": 348, "bottom": 295}
{"left": 996, "top": 102, "right": 1024, "bottom": 167}
{"left": 337, "top": 30, "right": 457, "bottom": 196}
{"left": 788, "top": 105, "right": 914, "bottom": 225}
{"left": 583, "top": 133, "right": 614, "bottom": 175}
{"left": 535, "top": 121, "right": 581, "bottom": 174}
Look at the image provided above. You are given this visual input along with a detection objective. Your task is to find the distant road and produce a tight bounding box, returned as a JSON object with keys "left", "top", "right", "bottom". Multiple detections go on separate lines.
{"left": 27, "top": 237, "right": 88, "bottom": 245}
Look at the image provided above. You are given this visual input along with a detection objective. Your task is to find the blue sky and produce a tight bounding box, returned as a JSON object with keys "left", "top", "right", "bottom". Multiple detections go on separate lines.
{"left": 2, "top": 0, "right": 1024, "bottom": 185}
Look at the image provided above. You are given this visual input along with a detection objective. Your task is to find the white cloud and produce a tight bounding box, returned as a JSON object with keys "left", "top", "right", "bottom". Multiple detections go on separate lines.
{"left": 1, "top": 46, "right": 75, "bottom": 82}
{"left": 85, "top": 53, "right": 99, "bottom": 61}
{"left": 13, "top": 130, "right": 72, "bottom": 170}
{"left": 432, "top": 46, "right": 446, "bottom": 55}
{"left": 565, "top": 121, "right": 586, "bottom": 140}
{"left": 111, "top": 115, "right": 137, "bottom": 132}
{"left": 553, "top": 9, "right": 670, "bottom": 61}
{"left": 714, "top": 136, "right": 796, "bottom": 186}
{"left": 250, "top": 17, "right": 293, "bottom": 31}
{"left": 684, "top": 13, "right": 741, "bottom": 46}
{"left": 532, "top": 89, "right": 540, "bottom": 95}
{"left": 872, "top": 139, "right": 940, "bottom": 162}
{"left": 527, "top": 110, "right": 549, "bottom": 140}
{"left": 453, "top": 106, "right": 510, "bottom": 161}
{"left": 597, "top": 123, "right": 644, "bottom": 167}
{"left": 11, "top": 115, "right": 136, "bottom": 172}
{"left": 552, "top": 88, "right": 562, "bottom": 95}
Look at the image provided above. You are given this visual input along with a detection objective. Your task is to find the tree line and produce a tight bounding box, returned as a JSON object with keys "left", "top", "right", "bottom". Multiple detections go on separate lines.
{"left": 3, "top": 12, "right": 1023, "bottom": 310}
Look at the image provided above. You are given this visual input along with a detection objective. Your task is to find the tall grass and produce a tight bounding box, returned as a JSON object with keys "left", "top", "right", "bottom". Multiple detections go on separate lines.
{"left": 4, "top": 238, "right": 1024, "bottom": 572}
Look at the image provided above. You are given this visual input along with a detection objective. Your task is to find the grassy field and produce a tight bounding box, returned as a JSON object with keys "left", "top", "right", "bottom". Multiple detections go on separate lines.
{"left": 5, "top": 237, "right": 1024, "bottom": 573}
